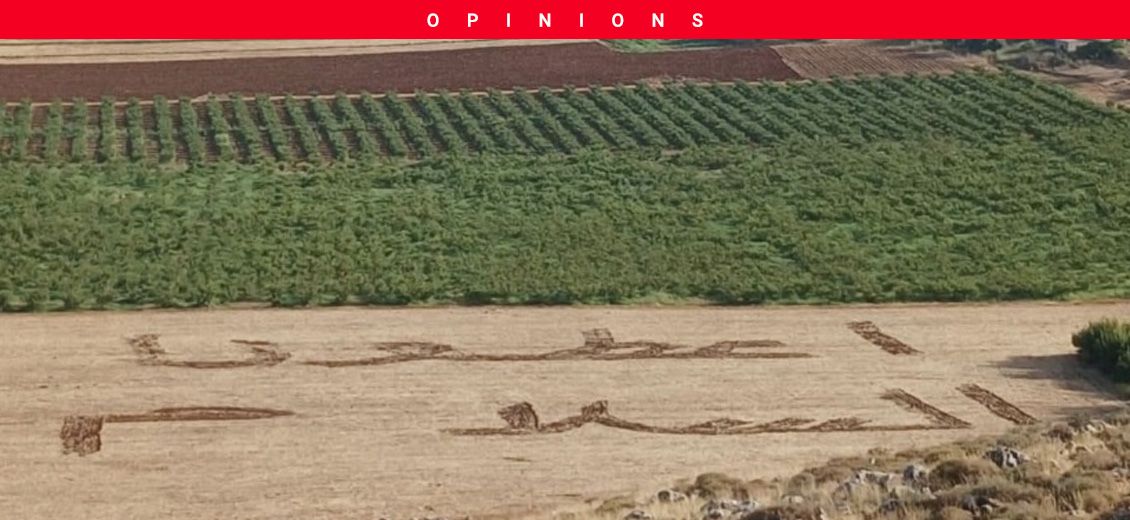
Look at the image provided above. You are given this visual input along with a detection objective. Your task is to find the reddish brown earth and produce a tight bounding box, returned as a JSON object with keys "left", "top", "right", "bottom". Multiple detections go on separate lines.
{"left": 0, "top": 42, "right": 799, "bottom": 101}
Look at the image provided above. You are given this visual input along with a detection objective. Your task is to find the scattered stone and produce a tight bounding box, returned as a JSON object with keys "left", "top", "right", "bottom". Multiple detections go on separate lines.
{"left": 960, "top": 495, "right": 1001, "bottom": 515}
{"left": 656, "top": 489, "right": 687, "bottom": 503}
{"left": 702, "top": 499, "right": 742, "bottom": 512}
{"left": 879, "top": 497, "right": 903, "bottom": 513}
{"left": 902, "top": 464, "right": 928, "bottom": 484}
{"left": 623, "top": 510, "right": 653, "bottom": 520}
{"left": 857, "top": 469, "right": 901, "bottom": 490}
{"left": 702, "top": 509, "right": 727, "bottom": 520}
{"left": 737, "top": 505, "right": 826, "bottom": 520}
{"left": 781, "top": 495, "right": 805, "bottom": 505}
{"left": 985, "top": 446, "right": 1028, "bottom": 469}
{"left": 736, "top": 500, "right": 760, "bottom": 513}
{"left": 888, "top": 484, "right": 932, "bottom": 501}
{"left": 1100, "top": 504, "right": 1130, "bottom": 520}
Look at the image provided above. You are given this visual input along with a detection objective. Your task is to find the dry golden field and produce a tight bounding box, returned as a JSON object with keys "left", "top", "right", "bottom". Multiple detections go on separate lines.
{"left": 1, "top": 302, "right": 1125, "bottom": 519}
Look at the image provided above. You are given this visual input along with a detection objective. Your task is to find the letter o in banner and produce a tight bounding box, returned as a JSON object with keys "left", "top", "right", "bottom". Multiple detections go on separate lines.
{"left": 426, "top": 13, "right": 440, "bottom": 28}
{"left": 611, "top": 13, "right": 624, "bottom": 27}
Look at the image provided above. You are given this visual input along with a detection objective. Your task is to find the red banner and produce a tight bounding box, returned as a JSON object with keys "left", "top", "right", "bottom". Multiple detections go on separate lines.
{"left": 3, "top": 0, "right": 1129, "bottom": 38}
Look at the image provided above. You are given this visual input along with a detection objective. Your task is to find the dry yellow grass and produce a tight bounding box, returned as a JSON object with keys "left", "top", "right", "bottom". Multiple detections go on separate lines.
{"left": 0, "top": 302, "right": 1126, "bottom": 518}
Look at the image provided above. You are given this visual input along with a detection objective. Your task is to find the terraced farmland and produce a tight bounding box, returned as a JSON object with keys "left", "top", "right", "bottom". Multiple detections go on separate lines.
{"left": 1, "top": 71, "right": 1124, "bottom": 164}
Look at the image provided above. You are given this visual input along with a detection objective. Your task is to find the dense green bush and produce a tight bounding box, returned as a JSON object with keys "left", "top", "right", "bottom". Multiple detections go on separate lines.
{"left": 1074, "top": 320, "right": 1130, "bottom": 381}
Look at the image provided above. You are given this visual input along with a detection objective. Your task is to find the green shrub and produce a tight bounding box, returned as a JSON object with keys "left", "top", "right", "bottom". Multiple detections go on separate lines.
{"left": 1073, "top": 320, "right": 1130, "bottom": 381}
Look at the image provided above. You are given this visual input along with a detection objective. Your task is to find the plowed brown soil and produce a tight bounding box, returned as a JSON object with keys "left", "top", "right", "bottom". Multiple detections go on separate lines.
{"left": 0, "top": 42, "right": 799, "bottom": 101}
{"left": 0, "top": 40, "right": 589, "bottom": 64}
{"left": 0, "top": 302, "right": 1125, "bottom": 519}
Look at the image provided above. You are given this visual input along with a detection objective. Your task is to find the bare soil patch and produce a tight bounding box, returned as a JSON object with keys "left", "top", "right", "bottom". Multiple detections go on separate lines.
{"left": 957, "top": 383, "right": 1039, "bottom": 425}
{"left": 0, "top": 42, "right": 799, "bottom": 101}
{"left": 847, "top": 321, "right": 921, "bottom": 355}
{"left": 1, "top": 302, "right": 1125, "bottom": 519}
{"left": 1026, "top": 63, "right": 1130, "bottom": 108}
{"left": 0, "top": 40, "right": 589, "bottom": 64}
{"left": 774, "top": 42, "right": 989, "bottom": 79}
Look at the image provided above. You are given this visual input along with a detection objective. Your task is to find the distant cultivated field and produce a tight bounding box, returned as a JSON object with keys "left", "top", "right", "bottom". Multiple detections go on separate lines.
{"left": 0, "top": 303, "right": 1124, "bottom": 519}
{"left": 0, "top": 42, "right": 798, "bottom": 101}
{"left": 775, "top": 42, "right": 988, "bottom": 79}
{"left": 0, "top": 39, "right": 590, "bottom": 64}
{"left": 0, "top": 71, "right": 1117, "bottom": 163}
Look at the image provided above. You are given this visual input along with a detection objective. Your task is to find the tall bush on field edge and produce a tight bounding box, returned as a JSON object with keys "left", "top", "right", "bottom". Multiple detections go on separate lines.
{"left": 1074, "top": 319, "right": 1130, "bottom": 381}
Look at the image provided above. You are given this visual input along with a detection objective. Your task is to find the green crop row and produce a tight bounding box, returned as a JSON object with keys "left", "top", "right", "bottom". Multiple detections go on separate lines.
{"left": 0, "top": 71, "right": 1126, "bottom": 167}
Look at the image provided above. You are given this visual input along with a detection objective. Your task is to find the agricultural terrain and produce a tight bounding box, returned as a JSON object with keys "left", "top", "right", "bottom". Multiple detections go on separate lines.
{"left": 2, "top": 40, "right": 1130, "bottom": 520}
{"left": 0, "top": 39, "right": 590, "bottom": 64}
{"left": 0, "top": 42, "right": 798, "bottom": 101}
{"left": 2, "top": 71, "right": 1130, "bottom": 308}
{"left": 0, "top": 303, "right": 1124, "bottom": 518}
{"left": 0, "top": 71, "right": 1097, "bottom": 163}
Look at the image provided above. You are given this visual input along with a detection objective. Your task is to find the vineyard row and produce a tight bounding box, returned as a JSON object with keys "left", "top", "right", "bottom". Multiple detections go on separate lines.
{"left": 0, "top": 71, "right": 1123, "bottom": 164}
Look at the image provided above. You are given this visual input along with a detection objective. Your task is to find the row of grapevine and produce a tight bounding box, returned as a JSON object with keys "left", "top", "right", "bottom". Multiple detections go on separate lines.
{"left": 256, "top": 95, "right": 291, "bottom": 162}
{"left": 153, "top": 96, "right": 177, "bottom": 163}
{"left": 487, "top": 89, "right": 555, "bottom": 153}
{"left": 43, "top": 102, "right": 64, "bottom": 162}
{"left": 414, "top": 91, "right": 468, "bottom": 155}
{"left": 231, "top": 95, "right": 265, "bottom": 163}
{"left": 511, "top": 87, "right": 582, "bottom": 153}
{"left": 334, "top": 93, "right": 377, "bottom": 160}
{"left": 283, "top": 95, "right": 322, "bottom": 160}
{"left": 434, "top": 90, "right": 494, "bottom": 153}
{"left": 179, "top": 97, "right": 205, "bottom": 163}
{"left": 457, "top": 90, "right": 525, "bottom": 150}
{"left": 97, "top": 98, "right": 117, "bottom": 162}
{"left": 207, "top": 96, "right": 236, "bottom": 161}
{"left": 125, "top": 99, "right": 146, "bottom": 162}
{"left": 310, "top": 97, "right": 350, "bottom": 161}
{"left": 586, "top": 86, "right": 669, "bottom": 148}
{"left": 70, "top": 100, "right": 88, "bottom": 161}
{"left": 383, "top": 93, "right": 436, "bottom": 157}
{"left": 358, "top": 92, "right": 408, "bottom": 157}
{"left": 0, "top": 73, "right": 1121, "bottom": 164}
{"left": 539, "top": 87, "right": 609, "bottom": 149}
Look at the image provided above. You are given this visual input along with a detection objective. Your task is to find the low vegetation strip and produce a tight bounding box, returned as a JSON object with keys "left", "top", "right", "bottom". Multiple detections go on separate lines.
{"left": 1, "top": 123, "right": 1129, "bottom": 310}
{"left": 0, "top": 71, "right": 1124, "bottom": 164}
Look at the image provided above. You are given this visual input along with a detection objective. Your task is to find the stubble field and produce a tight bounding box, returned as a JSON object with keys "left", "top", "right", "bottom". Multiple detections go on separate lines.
{"left": 1, "top": 302, "right": 1124, "bottom": 519}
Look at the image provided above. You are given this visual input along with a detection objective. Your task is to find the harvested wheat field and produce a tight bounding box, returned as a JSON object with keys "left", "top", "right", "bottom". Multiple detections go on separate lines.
{"left": 0, "top": 302, "right": 1126, "bottom": 519}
